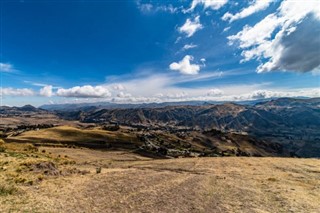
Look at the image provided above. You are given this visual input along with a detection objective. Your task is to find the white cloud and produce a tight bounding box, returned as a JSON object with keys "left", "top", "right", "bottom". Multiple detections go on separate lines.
{"left": 137, "top": 2, "right": 178, "bottom": 14}
{"left": 207, "top": 89, "right": 224, "bottom": 96}
{"left": 223, "top": 26, "right": 231, "bottom": 32}
{"left": 169, "top": 55, "right": 201, "bottom": 75}
{"left": 6, "top": 74, "right": 317, "bottom": 104}
{"left": 109, "top": 87, "right": 320, "bottom": 103}
{"left": 222, "top": 0, "right": 272, "bottom": 22}
{"left": 187, "top": 0, "right": 228, "bottom": 12}
{"left": 0, "top": 63, "right": 15, "bottom": 73}
{"left": 236, "top": 88, "right": 320, "bottom": 101}
{"left": 228, "top": 0, "right": 320, "bottom": 73}
{"left": 137, "top": 3, "right": 153, "bottom": 13}
{"left": 56, "top": 85, "right": 111, "bottom": 98}
{"left": 117, "top": 92, "right": 132, "bottom": 98}
{"left": 165, "top": 91, "right": 189, "bottom": 99}
{"left": 179, "top": 16, "right": 203, "bottom": 37}
{"left": 183, "top": 43, "right": 197, "bottom": 50}
{"left": 1, "top": 88, "right": 34, "bottom": 96}
{"left": 155, "top": 5, "right": 178, "bottom": 13}
{"left": 40, "top": 85, "right": 53, "bottom": 97}
{"left": 113, "top": 84, "right": 126, "bottom": 91}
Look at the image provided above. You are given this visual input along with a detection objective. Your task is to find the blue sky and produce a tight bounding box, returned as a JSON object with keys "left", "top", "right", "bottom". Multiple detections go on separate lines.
{"left": 1, "top": 0, "right": 319, "bottom": 106}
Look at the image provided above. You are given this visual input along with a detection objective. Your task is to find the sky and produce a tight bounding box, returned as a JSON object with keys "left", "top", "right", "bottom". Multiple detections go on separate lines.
{"left": 0, "top": 0, "right": 319, "bottom": 106}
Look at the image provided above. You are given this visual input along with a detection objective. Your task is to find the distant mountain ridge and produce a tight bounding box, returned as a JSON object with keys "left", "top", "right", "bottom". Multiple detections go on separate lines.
{"left": 1, "top": 98, "right": 320, "bottom": 157}
{"left": 54, "top": 97, "right": 320, "bottom": 157}
{"left": 39, "top": 99, "right": 275, "bottom": 111}
{"left": 0, "top": 104, "right": 47, "bottom": 115}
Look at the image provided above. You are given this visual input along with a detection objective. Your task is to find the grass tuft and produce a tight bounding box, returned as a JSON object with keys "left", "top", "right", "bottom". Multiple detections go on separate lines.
{"left": 0, "top": 184, "right": 18, "bottom": 196}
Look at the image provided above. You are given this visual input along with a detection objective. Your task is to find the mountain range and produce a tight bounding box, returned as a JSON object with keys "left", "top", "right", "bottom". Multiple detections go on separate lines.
{"left": 1, "top": 98, "right": 320, "bottom": 157}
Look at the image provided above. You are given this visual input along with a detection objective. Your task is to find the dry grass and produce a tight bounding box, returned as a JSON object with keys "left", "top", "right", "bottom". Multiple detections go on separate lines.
{"left": 0, "top": 141, "right": 81, "bottom": 201}
{"left": 0, "top": 142, "right": 319, "bottom": 213}
{"left": 0, "top": 184, "right": 17, "bottom": 196}
{"left": 9, "top": 126, "right": 139, "bottom": 146}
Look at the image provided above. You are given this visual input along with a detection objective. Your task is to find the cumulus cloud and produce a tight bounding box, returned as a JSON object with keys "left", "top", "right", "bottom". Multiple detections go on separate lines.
{"left": 56, "top": 85, "right": 111, "bottom": 98}
{"left": 228, "top": 0, "right": 320, "bottom": 73}
{"left": 179, "top": 16, "right": 203, "bottom": 37}
{"left": 169, "top": 55, "right": 201, "bottom": 75}
{"left": 0, "top": 63, "right": 15, "bottom": 73}
{"left": 39, "top": 85, "right": 53, "bottom": 97}
{"left": 207, "top": 89, "right": 224, "bottom": 96}
{"left": 117, "top": 92, "right": 132, "bottom": 98}
{"left": 186, "top": 0, "right": 228, "bottom": 12}
{"left": 1, "top": 88, "right": 34, "bottom": 96}
{"left": 113, "top": 84, "right": 126, "bottom": 91}
{"left": 222, "top": 0, "right": 272, "bottom": 22}
{"left": 183, "top": 43, "right": 197, "bottom": 50}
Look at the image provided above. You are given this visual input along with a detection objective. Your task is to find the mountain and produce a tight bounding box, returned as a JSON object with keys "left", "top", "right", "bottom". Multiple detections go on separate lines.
{"left": 55, "top": 98, "right": 320, "bottom": 157}
{"left": 0, "top": 105, "right": 46, "bottom": 115}
{"left": 57, "top": 98, "right": 320, "bottom": 131}
{"left": 39, "top": 99, "right": 273, "bottom": 111}
{"left": 2, "top": 98, "right": 320, "bottom": 157}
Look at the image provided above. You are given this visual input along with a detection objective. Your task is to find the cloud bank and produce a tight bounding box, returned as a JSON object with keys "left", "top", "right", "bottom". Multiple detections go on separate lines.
{"left": 1, "top": 88, "right": 35, "bottom": 96}
{"left": 56, "top": 85, "right": 111, "bottom": 98}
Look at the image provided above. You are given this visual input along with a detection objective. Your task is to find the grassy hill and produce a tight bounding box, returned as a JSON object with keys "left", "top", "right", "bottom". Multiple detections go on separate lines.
{"left": 5, "top": 126, "right": 142, "bottom": 150}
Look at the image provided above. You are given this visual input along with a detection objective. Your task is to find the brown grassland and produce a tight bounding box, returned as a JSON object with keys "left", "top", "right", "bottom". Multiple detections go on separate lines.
{"left": 0, "top": 128, "right": 320, "bottom": 212}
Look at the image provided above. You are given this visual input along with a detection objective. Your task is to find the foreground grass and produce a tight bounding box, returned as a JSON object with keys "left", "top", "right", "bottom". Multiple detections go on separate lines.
{"left": 1, "top": 139, "right": 319, "bottom": 212}
{"left": 0, "top": 140, "right": 82, "bottom": 200}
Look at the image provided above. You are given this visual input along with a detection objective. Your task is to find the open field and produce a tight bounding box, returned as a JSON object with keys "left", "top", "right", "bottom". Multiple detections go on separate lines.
{"left": 0, "top": 141, "right": 319, "bottom": 213}
{"left": 8, "top": 126, "right": 139, "bottom": 145}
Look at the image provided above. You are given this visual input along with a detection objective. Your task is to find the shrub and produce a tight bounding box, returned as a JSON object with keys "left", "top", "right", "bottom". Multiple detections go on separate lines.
{"left": 0, "top": 184, "right": 17, "bottom": 196}
{"left": 0, "top": 146, "right": 6, "bottom": 152}
{"left": 96, "top": 167, "right": 102, "bottom": 174}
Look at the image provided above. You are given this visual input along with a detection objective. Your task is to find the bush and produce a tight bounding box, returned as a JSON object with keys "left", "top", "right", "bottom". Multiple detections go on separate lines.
{"left": 0, "top": 140, "right": 6, "bottom": 152}
{"left": 0, "top": 184, "right": 17, "bottom": 196}
{"left": 96, "top": 167, "right": 102, "bottom": 174}
{"left": 0, "top": 146, "right": 6, "bottom": 152}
